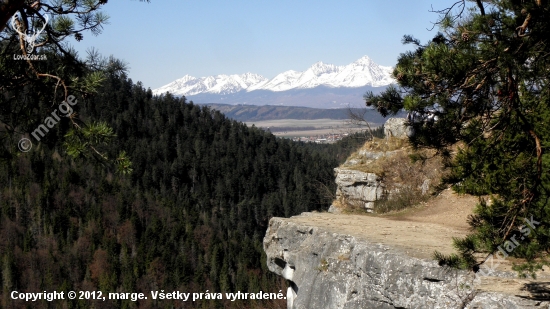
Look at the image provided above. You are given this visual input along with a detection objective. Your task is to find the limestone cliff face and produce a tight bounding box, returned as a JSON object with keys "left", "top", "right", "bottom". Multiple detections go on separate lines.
{"left": 334, "top": 168, "right": 383, "bottom": 211}
{"left": 331, "top": 118, "right": 407, "bottom": 213}
{"left": 263, "top": 214, "right": 549, "bottom": 309}
{"left": 332, "top": 140, "right": 401, "bottom": 213}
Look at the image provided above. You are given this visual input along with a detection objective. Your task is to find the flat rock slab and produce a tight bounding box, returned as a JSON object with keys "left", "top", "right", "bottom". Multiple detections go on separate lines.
{"left": 285, "top": 212, "right": 463, "bottom": 260}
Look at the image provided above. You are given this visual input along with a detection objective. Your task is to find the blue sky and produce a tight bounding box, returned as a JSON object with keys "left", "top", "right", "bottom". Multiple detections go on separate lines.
{"left": 71, "top": 0, "right": 460, "bottom": 89}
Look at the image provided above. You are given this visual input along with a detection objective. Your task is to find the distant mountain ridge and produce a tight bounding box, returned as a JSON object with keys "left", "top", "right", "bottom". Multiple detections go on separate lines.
{"left": 202, "top": 103, "right": 396, "bottom": 123}
{"left": 153, "top": 56, "right": 395, "bottom": 108}
{"left": 157, "top": 73, "right": 268, "bottom": 96}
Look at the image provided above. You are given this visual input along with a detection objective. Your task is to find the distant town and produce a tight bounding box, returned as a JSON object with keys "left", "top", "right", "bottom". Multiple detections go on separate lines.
{"left": 263, "top": 125, "right": 376, "bottom": 144}
{"left": 290, "top": 133, "right": 350, "bottom": 144}
{"left": 267, "top": 130, "right": 363, "bottom": 144}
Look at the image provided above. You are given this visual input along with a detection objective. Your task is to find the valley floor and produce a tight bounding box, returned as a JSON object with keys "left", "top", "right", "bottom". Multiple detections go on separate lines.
{"left": 245, "top": 118, "right": 376, "bottom": 138}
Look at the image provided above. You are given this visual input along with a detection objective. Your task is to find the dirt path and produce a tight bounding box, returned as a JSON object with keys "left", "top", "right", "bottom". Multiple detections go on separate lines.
{"left": 386, "top": 187, "right": 478, "bottom": 230}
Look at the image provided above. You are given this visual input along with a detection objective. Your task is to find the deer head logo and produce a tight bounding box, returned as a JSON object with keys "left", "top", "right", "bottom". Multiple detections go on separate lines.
{"left": 10, "top": 11, "right": 49, "bottom": 54}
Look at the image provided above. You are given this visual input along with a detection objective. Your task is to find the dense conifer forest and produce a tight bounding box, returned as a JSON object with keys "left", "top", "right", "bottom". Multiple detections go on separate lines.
{"left": 0, "top": 72, "right": 377, "bottom": 309}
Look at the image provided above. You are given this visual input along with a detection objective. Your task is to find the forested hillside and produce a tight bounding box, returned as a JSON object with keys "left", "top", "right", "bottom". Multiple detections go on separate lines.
{"left": 0, "top": 73, "right": 367, "bottom": 309}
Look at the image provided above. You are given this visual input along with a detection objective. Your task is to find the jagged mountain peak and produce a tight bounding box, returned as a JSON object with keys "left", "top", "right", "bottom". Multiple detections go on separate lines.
{"left": 307, "top": 61, "right": 339, "bottom": 75}
{"left": 153, "top": 56, "right": 394, "bottom": 96}
{"left": 352, "top": 55, "right": 375, "bottom": 66}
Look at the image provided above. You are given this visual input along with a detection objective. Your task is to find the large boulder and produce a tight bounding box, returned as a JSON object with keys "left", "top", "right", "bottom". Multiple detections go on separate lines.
{"left": 384, "top": 117, "right": 410, "bottom": 139}
{"left": 334, "top": 168, "right": 384, "bottom": 211}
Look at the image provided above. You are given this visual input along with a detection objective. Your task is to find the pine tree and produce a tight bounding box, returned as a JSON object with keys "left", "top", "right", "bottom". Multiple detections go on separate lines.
{"left": 0, "top": 1, "right": 146, "bottom": 171}
{"left": 367, "top": 0, "right": 550, "bottom": 275}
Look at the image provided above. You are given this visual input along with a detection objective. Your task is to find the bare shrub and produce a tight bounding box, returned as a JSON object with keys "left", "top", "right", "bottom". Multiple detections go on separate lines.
{"left": 374, "top": 147, "right": 445, "bottom": 213}
{"left": 374, "top": 186, "right": 427, "bottom": 213}
{"left": 333, "top": 197, "right": 371, "bottom": 214}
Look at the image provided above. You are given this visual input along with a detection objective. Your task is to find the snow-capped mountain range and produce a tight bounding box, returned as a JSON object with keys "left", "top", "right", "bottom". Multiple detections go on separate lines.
{"left": 153, "top": 56, "right": 394, "bottom": 97}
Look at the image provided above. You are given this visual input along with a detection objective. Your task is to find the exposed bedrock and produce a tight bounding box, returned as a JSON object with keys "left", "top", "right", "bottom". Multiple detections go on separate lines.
{"left": 334, "top": 168, "right": 384, "bottom": 211}
{"left": 384, "top": 117, "right": 411, "bottom": 139}
{"left": 263, "top": 215, "right": 550, "bottom": 309}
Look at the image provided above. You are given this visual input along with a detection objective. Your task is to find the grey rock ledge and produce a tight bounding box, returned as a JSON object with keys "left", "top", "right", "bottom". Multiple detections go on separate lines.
{"left": 263, "top": 215, "right": 550, "bottom": 309}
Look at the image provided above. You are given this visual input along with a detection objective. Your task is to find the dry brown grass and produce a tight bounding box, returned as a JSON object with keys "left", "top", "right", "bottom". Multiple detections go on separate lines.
{"left": 375, "top": 148, "right": 446, "bottom": 213}
{"left": 332, "top": 198, "right": 371, "bottom": 214}
{"left": 343, "top": 137, "right": 411, "bottom": 175}
{"left": 336, "top": 136, "right": 448, "bottom": 213}
{"left": 359, "top": 136, "right": 409, "bottom": 152}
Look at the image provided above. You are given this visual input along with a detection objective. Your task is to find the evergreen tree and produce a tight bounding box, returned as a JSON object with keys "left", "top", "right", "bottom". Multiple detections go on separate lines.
{"left": 367, "top": 0, "right": 550, "bottom": 275}
{"left": 0, "top": 1, "right": 147, "bottom": 171}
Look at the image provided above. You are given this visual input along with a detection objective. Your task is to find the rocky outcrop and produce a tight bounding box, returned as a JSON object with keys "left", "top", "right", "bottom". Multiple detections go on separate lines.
{"left": 332, "top": 117, "right": 442, "bottom": 213}
{"left": 384, "top": 118, "right": 410, "bottom": 139}
{"left": 331, "top": 117, "right": 413, "bottom": 212}
{"left": 263, "top": 214, "right": 550, "bottom": 309}
{"left": 334, "top": 168, "right": 384, "bottom": 211}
